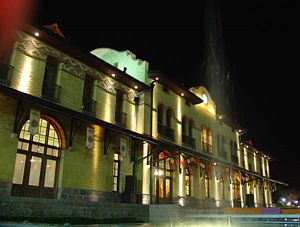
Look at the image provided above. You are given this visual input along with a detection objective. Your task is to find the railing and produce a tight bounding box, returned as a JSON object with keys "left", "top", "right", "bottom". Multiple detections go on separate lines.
{"left": 82, "top": 97, "right": 96, "bottom": 114}
{"left": 115, "top": 110, "right": 127, "bottom": 127}
{"left": 182, "top": 134, "right": 195, "bottom": 148}
{"left": 42, "top": 80, "right": 61, "bottom": 102}
{"left": 0, "top": 63, "right": 13, "bottom": 85}
{"left": 158, "top": 123, "right": 174, "bottom": 141}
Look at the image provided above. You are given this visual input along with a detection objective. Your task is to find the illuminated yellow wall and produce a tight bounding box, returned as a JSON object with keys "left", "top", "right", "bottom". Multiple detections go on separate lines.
{"left": 10, "top": 51, "right": 44, "bottom": 96}
{"left": 0, "top": 95, "right": 19, "bottom": 182}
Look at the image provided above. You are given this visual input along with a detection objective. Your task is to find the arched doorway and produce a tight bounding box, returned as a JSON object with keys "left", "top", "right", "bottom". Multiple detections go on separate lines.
{"left": 11, "top": 118, "right": 62, "bottom": 198}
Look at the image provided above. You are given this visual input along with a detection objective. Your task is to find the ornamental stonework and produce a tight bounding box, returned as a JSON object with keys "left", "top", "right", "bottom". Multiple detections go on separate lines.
{"left": 16, "top": 32, "right": 136, "bottom": 101}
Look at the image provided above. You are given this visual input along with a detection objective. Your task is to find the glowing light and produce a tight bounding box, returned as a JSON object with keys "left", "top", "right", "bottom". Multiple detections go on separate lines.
{"left": 178, "top": 197, "right": 184, "bottom": 206}
{"left": 238, "top": 129, "right": 242, "bottom": 133}
{"left": 218, "top": 115, "right": 222, "bottom": 119}
{"left": 112, "top": 73, "right": 115, "bottom": 77}
{"left": 213, "top": 162, "right": 217, "bottom": 166}
{"left": 180, "top": 92, "right": 184, "bottom": 97}
{"left": 154, "top": 169, "right": 163, "bottom": 176}
{"left": 155, "top": 77, "right": 159, "bottom": 81}
{"left": 142, "top": 143, "right": 150, "bottom": 205}
{"left": 18, "top": 57, "right": 33, "bottom": 93}
{"left": 134, "top": 85, "right": 138, "bottom": 89}
{"left": 281, "top": 197, "right": 286, "bottom": 202}
{"left": 202, "top": 93, "right": 208, "bottom": 104}
{"left": 34, "top": 32, "right": 39, "bottom": 37}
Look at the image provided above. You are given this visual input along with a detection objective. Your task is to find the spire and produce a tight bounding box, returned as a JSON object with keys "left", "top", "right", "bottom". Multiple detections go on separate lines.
{"left": 202, "top": 0, "right": 235, "bottom": 121}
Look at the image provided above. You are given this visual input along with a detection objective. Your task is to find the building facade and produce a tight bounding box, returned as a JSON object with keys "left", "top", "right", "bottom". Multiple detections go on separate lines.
{"left": 0, "top": 25, "right": 277, "bottom": 220}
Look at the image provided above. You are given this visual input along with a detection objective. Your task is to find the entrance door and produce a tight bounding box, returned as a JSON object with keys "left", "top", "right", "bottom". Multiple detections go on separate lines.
{"left": 11, "top": 118, "right": 61, "bottom": 198}
{"left": 154, "top": 152, "right": 172, "bottom": 204}
{"left": 233, "top": 178, "right": 241, "bottom": 207}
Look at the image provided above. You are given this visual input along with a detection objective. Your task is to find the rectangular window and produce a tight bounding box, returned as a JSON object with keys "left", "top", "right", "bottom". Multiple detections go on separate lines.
{"left": 112, "top": 153, "right": 120, "bottom": 192}
{"left": 42, "top": 56, "right": 60, "bottom": 102}
{"left": 115, "top": 90, "right": 126, "bottom": 127}
{"left": 205, "top": 177, "right": 210, "bottom": 198}
{"left": 12, "top": 154, "right": 26, "bottom": 184}
{"left": 82, "top": 75, "right": 95, "bottom": 113}
{"left": 44, "top": 159, "right": 56, "bottom": 188}
{"left": 28, "top": 156, "right": 42, "bottom": 186}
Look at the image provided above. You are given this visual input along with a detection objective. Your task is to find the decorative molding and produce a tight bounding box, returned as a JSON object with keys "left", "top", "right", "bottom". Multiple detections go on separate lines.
{"left": 15, "top": 32, "right": 136, "bottom": 101}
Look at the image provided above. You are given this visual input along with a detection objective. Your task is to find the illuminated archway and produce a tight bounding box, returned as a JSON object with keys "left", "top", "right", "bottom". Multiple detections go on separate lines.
{"left": 11, "top": 117, "right": 62, "bottom": 198}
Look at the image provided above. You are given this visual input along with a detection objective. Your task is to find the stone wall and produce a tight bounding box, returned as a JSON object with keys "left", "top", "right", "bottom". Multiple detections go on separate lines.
{"left": 0, "top": 195, "right": 148, "bottom": 222}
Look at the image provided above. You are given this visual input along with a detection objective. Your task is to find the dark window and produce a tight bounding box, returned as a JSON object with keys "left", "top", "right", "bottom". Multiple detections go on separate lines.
{"left": 188, "top": 120, "right": 193, "bottom": 137}
{"left": 83, "top": 75, "right": 94, "bottom": 99}
{"left": 82, "top": 75, "right": 95, "bottom": 113}
{"left": 115, "top": 90, "right": 126, "bottom": 127}
{"left": 158, "top": 105, "right": 164, "bottom": 124}
{"left": 166, "top": 109, "right": 172, "bottom": 128}
{"left": 42, "top": 56, "right": 60, "bottom": 102}
{"left": 182, "top": 117, "right": 187, "bottom": 135}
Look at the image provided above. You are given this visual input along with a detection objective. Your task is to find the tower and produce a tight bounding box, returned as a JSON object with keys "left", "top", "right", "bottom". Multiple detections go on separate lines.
{"left": 201, "top": 0, "right": 235, "bottom": 120}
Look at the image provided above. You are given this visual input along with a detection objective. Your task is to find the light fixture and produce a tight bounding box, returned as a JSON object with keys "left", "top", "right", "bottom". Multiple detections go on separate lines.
{"left": 155, "top": 77, "right": 159, "bottom": 81}
{"left": 213, "top": 162, "right": 217, "bottom": 166}
{"left": 238, "top": 129, "right": 242, "bottom": 133}
{"left": 134, "top": 85, "right": 138, "bottom": 89}
{"left": 218, "top": 115, "right": 223, "bottom": 120}
{"left": 180, "top": 93, "right": 184, "bottom": 97}
{"left": 112, "top": 73, "right": 115, "bottom": 77}
{"left": 246, "top": 145, "right": 249, "bottom": 148}
{"left": 34, "top": 32, "right": 40, "bottom": 37}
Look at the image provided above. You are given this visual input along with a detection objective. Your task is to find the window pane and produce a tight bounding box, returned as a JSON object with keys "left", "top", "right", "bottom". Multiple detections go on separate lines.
{"left": 12, "top": 154, "right": 26, "bottom": 184}
{"left": 166, "top": 179, "right": 171, "bottom": 199}
{"left": 28, "top": 156, "right": 42, "bottom": 186}
{"left": 22, "top": 142, "right": 29, "bottom": 151}
{"left": 47, "top": 148, "right": 53, "bottom": 156}
{"left": 32, "top": 144, "right": 38, "bottom": 152}
{"left": 52, "top": 149, "right": 59, "bottom": 157}
{"left": 44, "top": 159, "right": 56, "bottom": 188}
{"left": 18, "top": 141, "right": 22, "bottom": 149}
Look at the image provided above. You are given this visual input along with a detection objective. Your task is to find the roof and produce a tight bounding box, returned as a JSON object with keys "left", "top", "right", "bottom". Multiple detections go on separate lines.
{"left": 22, "top": 24, "right": 149, "bottom": 92}
{"left": 149, "top": 71, "right": 203, "bottom": 105}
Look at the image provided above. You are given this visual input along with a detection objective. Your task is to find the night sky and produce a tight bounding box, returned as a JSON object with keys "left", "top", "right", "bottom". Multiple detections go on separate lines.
{"left": 31, "top": 0, "right": 299, "bottom": 190}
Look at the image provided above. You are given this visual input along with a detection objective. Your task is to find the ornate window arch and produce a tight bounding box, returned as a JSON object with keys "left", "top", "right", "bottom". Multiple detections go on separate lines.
{"left": 11, "top": 117, "right": 62, "bottom": 198}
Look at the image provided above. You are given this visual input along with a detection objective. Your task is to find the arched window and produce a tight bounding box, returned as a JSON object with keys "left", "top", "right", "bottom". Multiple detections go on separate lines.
{"left": 157, "top": 104, "right": 164, "bottom": 125}
{"left": 166, "top": 108, "right": 173, "bottom": 128}
{"left": 208, "top": 128, "right": 213, "bottom": 153}
{"left": 12, "top": 118, "right": 61, "bottom": 198}
{"left": 201, "top": 126, "right": 207, "bottom": 152}
{"left": 188, "top": 120, "right": 194, "bottom": 137}
{"left": 185, "top": 168, "right": 191, "bottom": 196}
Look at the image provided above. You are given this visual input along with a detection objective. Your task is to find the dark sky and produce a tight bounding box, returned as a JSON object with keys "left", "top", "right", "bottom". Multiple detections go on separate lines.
{"left": 32, "top": 0, "right": 299, "bottom": 190}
